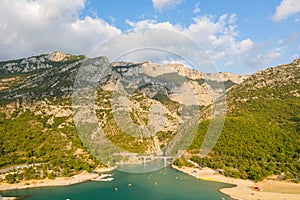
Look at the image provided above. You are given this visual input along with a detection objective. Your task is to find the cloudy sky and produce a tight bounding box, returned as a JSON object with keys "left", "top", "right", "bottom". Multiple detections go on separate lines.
{"left": 0, "top": 0, "right": 299, "bottom": 74}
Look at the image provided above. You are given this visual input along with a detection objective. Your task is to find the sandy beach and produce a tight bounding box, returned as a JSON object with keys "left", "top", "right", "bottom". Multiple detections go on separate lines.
{"left": 2, "top": 165, "right": 300, "bottom": 200}
{"left": 1, "top": 197, "right": 18, "bottom": 200}
{"left": 0, "top": 167, "right": 116, "bottom": 192}
{"left": 172, "top": 165, "right": 300, "bottom": 200}
{"left": 0, "top": 171, "right": 98, "bottom": 191}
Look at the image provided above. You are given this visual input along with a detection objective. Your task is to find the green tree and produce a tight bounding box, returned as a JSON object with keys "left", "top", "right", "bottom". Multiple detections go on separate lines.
{"left": 5, "top": 174, "right": 16, "bottom": 184}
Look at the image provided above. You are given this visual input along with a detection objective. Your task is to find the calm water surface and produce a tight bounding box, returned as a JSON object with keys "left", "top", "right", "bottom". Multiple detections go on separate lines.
{"left": 1, "top": 167, "right": 234, "bottom": 200}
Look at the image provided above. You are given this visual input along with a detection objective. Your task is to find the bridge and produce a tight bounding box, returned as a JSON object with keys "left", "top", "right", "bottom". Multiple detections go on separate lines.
{"left": 112, "top": 153, "right": 173, "bottom": 166}
{"left": 139, "top": 156, "right": 173, "bottom": 166}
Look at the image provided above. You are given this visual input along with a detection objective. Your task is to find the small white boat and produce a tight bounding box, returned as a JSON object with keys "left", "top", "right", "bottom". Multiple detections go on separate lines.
{"left": 95, "top": 177, "right": 114, "bottom": 182}
{"left": 92, "top": 174, "right": 114, "bottom": 182}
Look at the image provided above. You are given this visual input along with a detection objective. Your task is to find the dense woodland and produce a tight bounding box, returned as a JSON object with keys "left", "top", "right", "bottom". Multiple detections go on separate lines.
{"left": 0, "top": 55, "right": 299, "bottom": 184}
{"left": 0, "top": 107, "right": 101, "bottom": 184}
{"left": 184, "top": 76, "right": 300, "bottom": 182}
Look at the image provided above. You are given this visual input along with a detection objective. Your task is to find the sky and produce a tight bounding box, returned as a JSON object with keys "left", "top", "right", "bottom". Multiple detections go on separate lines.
{"left": 0, "top": 0, "right": 299, "bottom": 74}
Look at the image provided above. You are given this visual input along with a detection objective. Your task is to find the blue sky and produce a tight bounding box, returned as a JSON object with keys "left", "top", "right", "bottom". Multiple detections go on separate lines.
{"left": 0, "top": 0, "right": 299, "bottom": 74}
{"left": 85, "top": 0, "right": 299, "bottom": 44}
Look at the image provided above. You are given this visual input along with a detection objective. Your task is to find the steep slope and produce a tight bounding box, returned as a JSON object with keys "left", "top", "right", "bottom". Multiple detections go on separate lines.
{"left": 0, "top": 53, "right": 103, "bottom": 183}
{"left": 0, "top": 52, "right": 245, "bottom": 182}
{"left": 189, "top": 59, "right": 300, "bottom": 182}
{"left": 2, "top": 52, "right": 299, "bottom": 183}
{"left": 91, "top": 61, "right": 244, "bottom": 158}
{"left": 0, "top": 52, "right": 85, "bottom": 103}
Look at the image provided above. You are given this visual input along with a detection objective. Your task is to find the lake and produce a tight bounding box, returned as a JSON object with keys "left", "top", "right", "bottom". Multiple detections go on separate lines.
{"left": 0, "top": 167, "right": 233, "bottom": 200}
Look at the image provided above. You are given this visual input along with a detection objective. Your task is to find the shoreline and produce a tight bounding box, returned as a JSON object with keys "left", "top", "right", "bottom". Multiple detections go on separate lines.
{"left": 0, "top": 167, "right": 116, "bottom": 199}
{"left": 1, "top": 165, "right": 300, "bottom": 200}
{"left": 172, "top": 165, "right": 300, "bottom": 200}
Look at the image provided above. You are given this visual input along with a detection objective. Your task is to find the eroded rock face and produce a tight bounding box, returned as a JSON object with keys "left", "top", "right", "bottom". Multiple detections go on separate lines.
{"left": 203, "top": 72, "right": 248, "bottom": 84}
{"left": 48, "top": 51, "right": 66, "bottom": 62}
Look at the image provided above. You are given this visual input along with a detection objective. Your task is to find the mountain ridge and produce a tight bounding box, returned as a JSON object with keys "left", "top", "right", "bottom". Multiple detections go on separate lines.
{"left": 0, "top": 52, "right": 299, "bottom": 183}
{"left": 188, "top": 58, "right": 299, "bottom": 182}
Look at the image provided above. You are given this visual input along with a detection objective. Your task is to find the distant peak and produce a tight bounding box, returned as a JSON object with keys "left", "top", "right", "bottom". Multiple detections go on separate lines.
{"left": 291, "top": 58, "right": 300, "bottom": 65}
{"left": 48, "top": 51, "right": 68, "bottom": 62}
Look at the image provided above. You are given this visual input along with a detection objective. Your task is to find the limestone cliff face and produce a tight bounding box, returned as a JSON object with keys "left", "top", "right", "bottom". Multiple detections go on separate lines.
{"left": 109, "top": 61, "right": 248, "bottom": 107}
{"left": 0, "top": 54, "right": 247, "bottom": 107}
{"left": 48, "top": 51, "right": 69, "bottom": 62}
{"left": 0, "top": 53, "right": 299, "bottom": 158}
{"left": 140, "top": 61, "right": 247, "bottom": 83}
{"left": 203, "top": 72, "right": 248, "bottom": 84}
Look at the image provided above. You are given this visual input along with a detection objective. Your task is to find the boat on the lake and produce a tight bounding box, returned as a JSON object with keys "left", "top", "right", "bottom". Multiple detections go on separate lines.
{"left": 92, "top": 174, "right": 114, "bottom": 182}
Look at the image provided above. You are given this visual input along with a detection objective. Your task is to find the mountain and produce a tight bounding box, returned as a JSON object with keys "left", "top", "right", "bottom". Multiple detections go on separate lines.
{"left": 0, "top": 53, "right": 244, "bottom": 104}
{"left": 188, "top": 59, "right": 300, "bottom": 182}
{"left": 0, "top": 52, "right": 298, "bottom": 183}
{"left": 0, "top": 51, "right": 245, "bottom": 182}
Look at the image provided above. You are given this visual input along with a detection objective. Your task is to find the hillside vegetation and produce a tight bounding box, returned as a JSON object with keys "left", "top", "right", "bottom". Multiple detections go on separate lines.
{"left": 0, "top": 53, "right": 100, "bottom": 184}
{"left": 0, "top": 52, "right": 299, "bottom": 184}
{"left": 187, "top": 59, "right": 300, "bottom": 182}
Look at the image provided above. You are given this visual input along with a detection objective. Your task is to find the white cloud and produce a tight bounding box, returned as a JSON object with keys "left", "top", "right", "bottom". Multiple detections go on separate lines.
{"left": 182, "top": 14, "right": 253, "bottom": 61}
{"left": 125, "top": 19, "right": 182, "bottom": 31}
{"left": 152, "top": 0, "right": 185, "bottom": 11}
{"left": 272, "top": 0, "right": 300, "bottom": 22}
{"left": 239, "top": 39, "right": 254, "bottom": 52}
{"left": 228, "top": 13, "right": 237, "bottom": 24}
{"left": 0, "top": 0, "right": 121, "bottom": 60}
{"left": 277, "top": 32, "right": 298, "bottom": 48}
{"left": 122, "top": 14, "right": 255, "bottom": 72}
{"left": 193, "top": 2, "right": 200, "bottom": 14}
{"left": 224, "top": 60, "right": 233, "bottom": 66}
{"left": 241, "top": 41, "right": 282, "bottom": 69}
{"left": 0, "top": 1, "right": 284, "bottom": 73}
{"left": 251, "top": 51, "right": 281, "bottom": 68}
{"left": 1, "top": 1, "right": 253, "bottom": 67}
{"left": 278, "top": 39, "right": 285, "bottom": 44}
{"left": 88, "top": 27, "right": 217, "bottom": 72}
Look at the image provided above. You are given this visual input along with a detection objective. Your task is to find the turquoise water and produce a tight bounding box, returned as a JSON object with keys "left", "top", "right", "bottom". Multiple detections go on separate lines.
{"left": 1, "top": 167, "right": 233, "bottom": 200}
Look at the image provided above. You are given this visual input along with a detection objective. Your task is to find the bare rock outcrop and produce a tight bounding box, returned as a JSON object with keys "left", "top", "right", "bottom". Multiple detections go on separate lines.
{"left": 48, "top": 51, "right": 68, "bottom": 62}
